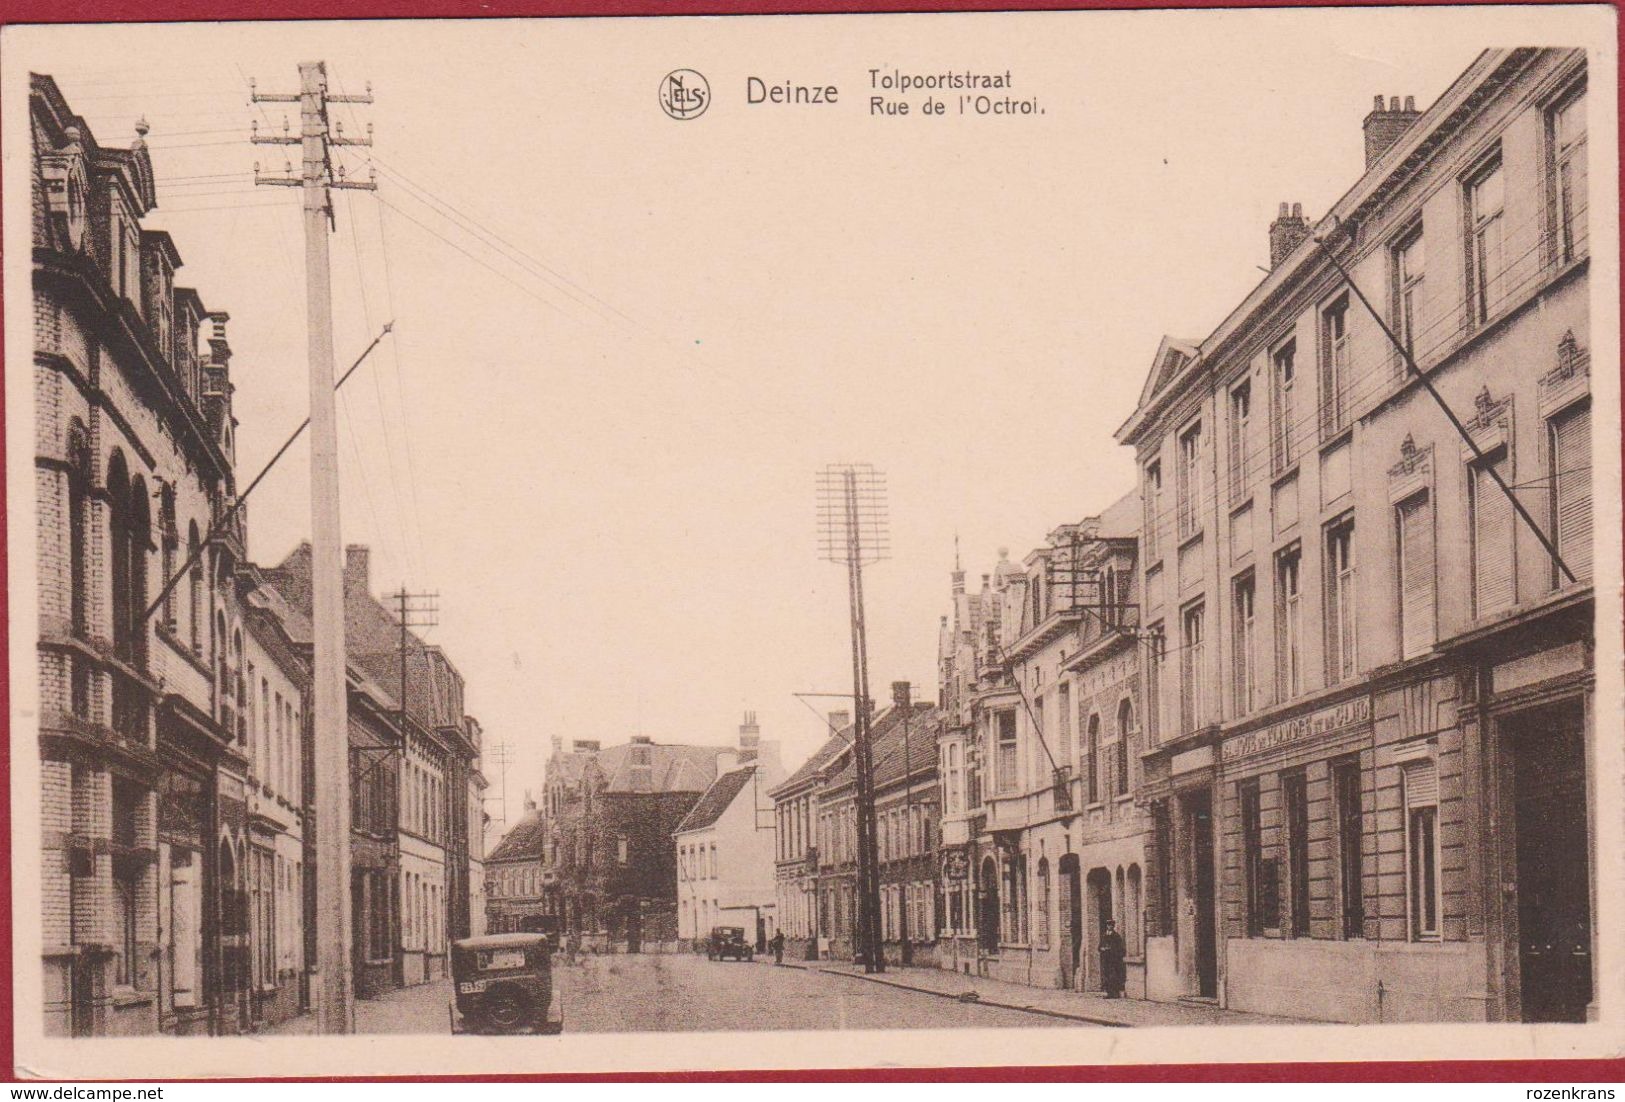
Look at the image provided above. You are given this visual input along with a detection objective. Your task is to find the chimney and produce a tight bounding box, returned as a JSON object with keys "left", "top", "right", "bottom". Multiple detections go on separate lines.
{"left": 550, "top": 735, "right": 563, "bottom": 757}
{"left": 206, "top": 311, "right": 231, "bottom": 365}
{"left": 573, "top": 739, "right": 600, "bottom": 753}
{"left": 523, "top": 790, "right": 537, "bottom": 814}
{"left": 1269, "top": 202, "right": 1311, "bottom": 268}
{"left": 828, "top": 710, "right": 851, "bottom": 737}
{"left": 630, "top": 735, "right": 652, "bottom": 745}
{"left": 1364, "top": 93, "right": 1421, "bottom": 169}
{"left": 344, "top": 544, "right": 370, "bottom": 594}
{"left": 738, "top": 710, "right": 761, "bottom": 763}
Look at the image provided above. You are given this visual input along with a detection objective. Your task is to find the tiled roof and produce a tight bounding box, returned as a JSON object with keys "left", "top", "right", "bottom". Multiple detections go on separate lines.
{"left": 674, "top": 766, "right": 757, "bottom": 834}
{"left": 769, "top": 725, "right": 852, "bottom": 798}
{"left": 824, "top": 703, "right": 940, "bottom": 794}
{"left": 548, "top": 740, "right": 730, "bottom": 796}
{"left": 488, "top": 808, "right": 546, "bottom": 863}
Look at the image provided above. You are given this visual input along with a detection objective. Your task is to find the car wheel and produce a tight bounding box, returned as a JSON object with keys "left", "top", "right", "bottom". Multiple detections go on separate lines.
{"left": 482, "top": 988, "right": 530, "bottom": 1032}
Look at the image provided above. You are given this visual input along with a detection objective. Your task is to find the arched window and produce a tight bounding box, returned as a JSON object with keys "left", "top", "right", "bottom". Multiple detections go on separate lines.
{"left": 1116, "top": 698, "right": 1135, "bottom": 796}
{"left": 66, "top": 424, "right": 91, "bottom": 639}
{"left": 187, "top": 521, "right": 203, "bottom": 655}
{"left": 214, "top": 610, "right": 228, "bottom": 718}
{"left": 232, "top": 629, "right": 245, "bottom": 743}
{"left": 159, "top": 486, "right": 177, "bottom": 632}
{"left": 107, "top": 452, "right": 133, "bottom": 658}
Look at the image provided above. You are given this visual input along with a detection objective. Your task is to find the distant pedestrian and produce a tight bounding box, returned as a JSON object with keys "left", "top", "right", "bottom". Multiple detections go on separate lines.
{"left": 1099, "top": 920, "right": 1126, "bottom": 999}
{"left": 770, "top": 929, "right": 786, "bottom": 965}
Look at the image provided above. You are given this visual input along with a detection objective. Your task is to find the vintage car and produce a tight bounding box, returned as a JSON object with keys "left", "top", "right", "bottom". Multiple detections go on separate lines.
{"left": 448, "top": 932, "right": 562, "bottom": 1034}
{"left": 706, "top": 926, "right": 754, "bottom": 961}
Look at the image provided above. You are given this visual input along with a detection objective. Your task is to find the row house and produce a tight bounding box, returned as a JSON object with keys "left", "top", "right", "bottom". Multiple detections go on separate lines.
{"left": 1118, "top": 48, "right": 1595, "bottom": 1023}
{"left": 539, "top": 736, "right": 730, "bottom": 949}
{"left": 674, "top": 714, "right": 784, "bottom": 949}
{"left": 768, "top": 711, "right": 850, "bottom": 960}
{"left": 782, "top": 701, "right": 942, "bottom": 965}
{"left": 935, "top": 496, "right": 1146, "bottom": 994}
{"left": 32, "top": 72, "right": 280, "bottom": 1037}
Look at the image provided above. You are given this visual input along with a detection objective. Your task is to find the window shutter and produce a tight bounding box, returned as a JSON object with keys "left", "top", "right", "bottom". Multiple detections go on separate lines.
{"left": 1473, "top": 457, "right": 1515, "bottom": 616}
{"left": 1403, "top": 759, "right": 1438, "bottom": 808}
{"left": 1552, "top": 404, "right": 1593, "bottom": 582}
{"left": 1398, "top": 494, "right": 1435, "bottom": 658}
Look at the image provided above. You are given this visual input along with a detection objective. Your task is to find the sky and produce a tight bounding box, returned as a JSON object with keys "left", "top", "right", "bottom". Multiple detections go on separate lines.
{"left": 9, "top": 12, "right": 1495, "bottom": 841}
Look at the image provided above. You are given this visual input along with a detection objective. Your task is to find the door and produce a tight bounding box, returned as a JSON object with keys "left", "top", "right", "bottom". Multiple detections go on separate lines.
{"left": 977, "top": 857, "right": 1000, "bottom": 952}
{"left": 1058, "top": 855, "right": 1081, "bottom": 989}
{"left": 1511, "top": 703, "right": 1591, "bottom": 1022}
{"left": 1191, "top": 791, "right": 1218, "bottom": 999}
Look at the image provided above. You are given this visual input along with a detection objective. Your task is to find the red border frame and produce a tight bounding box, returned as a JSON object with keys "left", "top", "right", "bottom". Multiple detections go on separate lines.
{"left": 2, "top": 0, "right": 1622, "bottom": 1083}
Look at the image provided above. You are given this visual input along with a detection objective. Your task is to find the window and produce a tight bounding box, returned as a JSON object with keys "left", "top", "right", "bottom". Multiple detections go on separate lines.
{"left": 1324, "top": 517, "right": 1357, "bottom": 683}
{"left": 1180, "top": 602, "right": 1205, "bottom": 732}
{"left": 995, "top": 711, "right": 1018, "bottom": 795}
{"left": 159, "top": 488, "right": 178, "bottom": 632}
{"left": 1144, "top": 461, "right": 1164, "bottom": 561}
{"left": 1271, "top": 340, "right": 1297, "bottom": 473}
{"left": 1231, "top": 571, "right": 1256, "bottom": 715}
{"left": 1396, "top": 492, "right": 1436, "bottom": 658}
{"left": 1275, "top": 546, "right": 1303, "bottom": 699}
{"left": 1177, "top": 421, "right": 1203, "bottom": 542}
{"left": 1393, "top": 225, "right": 1425, "bottom": 363}
{"left": 617, "top": 836, "right": 629, "bottom": 865}
{"left": 1228, "top": 380, "right": 1252, "bottom": 501}
{"left": 1283, "top": 771, "right": 1310, "bottom": 937}
{"left": 1145, "top": 625, "right": 1164, "bottom": 742}
{"left": 1320, "top": 296, "right": 1351, "bottom": 438}
{"left": 1404, "top": 761, "right": 1440, "bottom": 940}
{"left": 1114, "top": 698, "right": 1134, "bottom": 797}
{"left": 1240, "top": 780, "right": 1271, "bottom": 936}
{"left": 1550, "top": 401, "right": 1592, "bottom": 584}
{"left": 1333, "top": 756, "right": 1365, "bottom": 939}
{"left": 187, "top": 522, "right": 204, "bottom": 654}
{"left": 1467, "top": 160, "right": 1506, "bottom": 323}
{"left": 1551, "top": 87, "right": 1588, "bottom": 264}
{"left": 1035, "top": 859, "right": 1051, "bottom": 950}
{"left": 1057, "top": 683, "right": 1072, "bottom": 771}
{"left": 1470, "top": 449, "right": 1515, "bottom": 617}
{"left": 114, "top": 861, "right": 140, "bottom": 986}
{"left": 1085, "top": 713, "right": 1101, "bottom": 804}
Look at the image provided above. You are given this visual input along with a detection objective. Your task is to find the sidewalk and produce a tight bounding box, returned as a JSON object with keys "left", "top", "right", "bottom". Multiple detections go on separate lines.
{"left": 782, "top": 959, "right": 1304, "bottom": 1028}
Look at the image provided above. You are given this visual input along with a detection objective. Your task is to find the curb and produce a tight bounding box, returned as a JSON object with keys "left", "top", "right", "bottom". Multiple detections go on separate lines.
{"left": 810, "top": 965, "right": 1132, "bottom": 1028}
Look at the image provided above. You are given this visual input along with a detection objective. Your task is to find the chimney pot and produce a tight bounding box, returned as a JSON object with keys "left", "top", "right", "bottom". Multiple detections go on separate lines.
{"left": 1390, "top": 95, "right": 1401, "bottom": 111}
{"left": 1374, "top": 94, "right": 1386, "bottom": 110}
{"left": 1292, "top": 202, "right": 1302, "bottom": 218}
{"left": 1405, "top": 95, "right": 1415, "bottom": 111}
{"left": 1278, "top": 201, "right": 1289, "bottom": 218}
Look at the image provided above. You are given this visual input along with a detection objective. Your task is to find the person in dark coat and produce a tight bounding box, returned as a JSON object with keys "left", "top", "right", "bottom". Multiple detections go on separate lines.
{"left": 770, "top": 929, "right": 786, "bottom": 965}
{"left": 1099, "top": 920, "right": 1127, "bottom": 998}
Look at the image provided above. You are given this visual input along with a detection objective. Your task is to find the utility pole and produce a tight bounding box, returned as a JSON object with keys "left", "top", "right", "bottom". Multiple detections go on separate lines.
{"left": 893, "top": 680, "right": 914, "bottom": 967}
{"left": 817, "top": 464, "right": 889, "bottom": 974}
{"left": 251, "top": 60, "right": 376, "bottom": 1035}
{"left": 483, "top": 742, "right": 515, "bottom": 832}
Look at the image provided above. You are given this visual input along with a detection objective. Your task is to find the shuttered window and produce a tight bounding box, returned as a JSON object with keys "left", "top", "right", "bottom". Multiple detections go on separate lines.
{"left": 1471, "top": 451, "right": 1515, "bottom": 617}
{"left": 1396, "top": 492, "right": 1436, "bottom": 659}
{"left": 1550, "top": 402, "right": 1592, "bottom": 584}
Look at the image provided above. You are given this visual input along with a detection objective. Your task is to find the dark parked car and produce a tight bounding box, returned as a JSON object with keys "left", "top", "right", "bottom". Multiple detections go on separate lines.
{"left": 449, "top": 932, "right": 562, "bottom": 1034}
{"left": 707, "top": 926, "right": 754, "bottom": 961}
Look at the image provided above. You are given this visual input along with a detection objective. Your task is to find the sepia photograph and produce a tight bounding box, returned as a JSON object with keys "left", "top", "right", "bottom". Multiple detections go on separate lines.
{"left": 3, "top": 4, "right": 1621, "bottom": 1080}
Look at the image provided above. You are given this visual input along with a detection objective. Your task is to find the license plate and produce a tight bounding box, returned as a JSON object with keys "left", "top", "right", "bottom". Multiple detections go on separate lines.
{"left": 458, "top": 980, "right": 489, "bottom": 994}
{"left": 488, "top": 950, "right": 526, "bottom": 969}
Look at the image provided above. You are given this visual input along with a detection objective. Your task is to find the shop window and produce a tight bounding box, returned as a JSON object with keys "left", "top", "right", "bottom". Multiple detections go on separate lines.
{"left": 1404, "top": 761, "right": 1441, "bottom": 941}
{"left": 1283, "top": 771, "right": 1310, "bottom": 937}
{"left": 1241, "top": 780, "right": 1276, "bottom": 936}
{"left": 1333, "top": 756, "right": 1365, "bottom": 939}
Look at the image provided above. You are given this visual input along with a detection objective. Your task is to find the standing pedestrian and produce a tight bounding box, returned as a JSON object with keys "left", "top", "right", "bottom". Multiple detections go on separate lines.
{"left": 1099, "top": 919, "right": 1127, "bottom": 999}
{"left": 770, "top": 928, "right": 786, "bottom": 965}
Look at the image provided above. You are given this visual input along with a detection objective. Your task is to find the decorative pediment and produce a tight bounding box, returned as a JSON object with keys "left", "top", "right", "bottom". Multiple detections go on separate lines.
{"left": 1387, "top": 434, "right": 1433, "bottom": 504}
{"left": 1539, "top": 330, "right": 1590, "bottom": 417}
{"left": 1460, "top": 387, "right": 1511, "bottom": 458}
{"left": 1134, "top": 336, "right": 1204, "bottom": 411}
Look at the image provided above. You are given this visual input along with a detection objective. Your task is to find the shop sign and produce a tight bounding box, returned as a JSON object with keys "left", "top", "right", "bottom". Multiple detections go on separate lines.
{"left": 941, "top": 847, "right": 969, "bottom": 881}
{"left": 1221, "top": 696, "right": 1370, "bottom": 762}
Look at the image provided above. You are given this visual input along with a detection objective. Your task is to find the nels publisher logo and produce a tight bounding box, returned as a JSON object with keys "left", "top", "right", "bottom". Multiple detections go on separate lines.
{"left": 659, "top": 69, "right": 710, "bottom": 120}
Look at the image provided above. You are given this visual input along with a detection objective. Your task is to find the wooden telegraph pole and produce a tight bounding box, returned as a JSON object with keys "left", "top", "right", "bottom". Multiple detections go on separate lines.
{"left": 251, "top": 61, "right": 376, "bottom": 1034}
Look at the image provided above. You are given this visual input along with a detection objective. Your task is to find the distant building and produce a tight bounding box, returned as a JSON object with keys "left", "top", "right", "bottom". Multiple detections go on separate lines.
{"left": 485, "top": 797, "right": 550, "bottom": 935}
{"left": 768, "top": 712, "right": 849, "bottom": 961}
{"left": 675, "top": 714, "right": 783, "bottom": 949}
{"left": 540, "top": 735, "right": 731, "bottom": 949}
